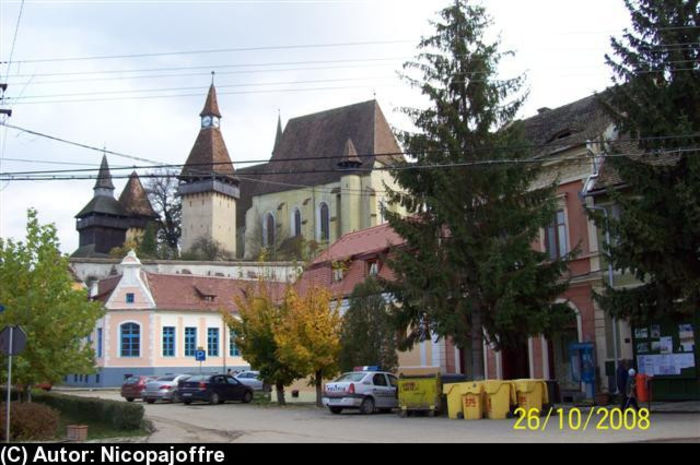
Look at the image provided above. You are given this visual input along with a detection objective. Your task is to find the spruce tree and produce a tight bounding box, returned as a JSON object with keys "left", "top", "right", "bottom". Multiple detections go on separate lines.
{"left": 385, "top": 1, "right": 573, "bottom": 378}
{"left": 595, "top": 0, "right": 699, "bottom": 321}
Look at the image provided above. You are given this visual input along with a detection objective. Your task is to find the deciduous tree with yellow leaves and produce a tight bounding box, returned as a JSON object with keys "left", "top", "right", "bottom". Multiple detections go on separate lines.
{"left": 275, "top": 286, "right": 342, "bottom": 407}
{"left": 224, "top": 280, "right": 303, "bottom": 406}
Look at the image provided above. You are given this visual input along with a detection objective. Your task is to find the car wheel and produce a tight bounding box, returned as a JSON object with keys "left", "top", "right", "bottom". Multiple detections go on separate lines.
{"left": 329, "top": 407, "right": 343, "bottom": 414}
{"left": 359, "top": 397, "right": 375, "bottom": 415}
{"left": 209, "top": 392, "right": 220, "bottom": 405}
{"left": 242, "top": 391, "right": 253, "bottom": 404}
{"left": 183, "top": 400, "right": 192, "bottom": 405}
{"left": 145, "top": 398, "right": 155, "bottom": 404}
{"left": 126, "top": 397, "right": 134, "bottom": 402}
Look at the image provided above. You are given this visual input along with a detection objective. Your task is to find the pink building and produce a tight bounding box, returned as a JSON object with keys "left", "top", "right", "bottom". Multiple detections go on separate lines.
{"left": 67, "top": 251, "right": 285, "bottom": 387}
{"left": 297, "top": 94, "right": 622, "bottom": 400}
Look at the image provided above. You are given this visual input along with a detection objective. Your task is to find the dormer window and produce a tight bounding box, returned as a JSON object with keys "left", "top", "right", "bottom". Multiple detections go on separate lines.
{"left": 333, "top": 267, "right": 344, "bottom": 282}
{"left": 367, "top": 259, "right": 379, "bottom": 276}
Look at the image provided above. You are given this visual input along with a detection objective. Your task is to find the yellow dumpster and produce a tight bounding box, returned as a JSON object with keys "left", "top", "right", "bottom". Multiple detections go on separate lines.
{"left": 443, "top": 382, "right": 472, "bottom": 419}
{"left": 461, "top": 381, "right": 484, "bottom": 420}
{"left": 513, "top": 379, "right": 549, "bottom": 413}
{"left": 483, "top": 380, "right": 516, "bottom": 419}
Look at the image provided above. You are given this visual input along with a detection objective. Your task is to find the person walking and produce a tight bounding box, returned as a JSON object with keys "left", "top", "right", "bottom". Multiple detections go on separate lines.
{"left": 623, "top": 368, "right": 639, "bottom": 411}
{"left": 616, "top": 360, "right": 629, "bottom": 408}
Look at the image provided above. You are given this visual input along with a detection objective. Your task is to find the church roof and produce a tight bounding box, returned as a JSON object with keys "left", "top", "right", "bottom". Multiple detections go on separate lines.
{"left": 94, "top": 155, "right": 115, "bottom": 191}
{"left": 180, "top": 128, "right": 235, "bottom": 180}
{"left": 118, "top": 171, "right": 158, "bottom": 218}
{"left": 337, "top": 138, "right": 362, "bottom": 167}
{"left": 200, "top": 83, "right": 222, "bottom": 118}
{"left": 241, "top": 99, "right": 403, "bottom": 197}
{"left": 75, "top": 194, "right": 127, "bottom": 218}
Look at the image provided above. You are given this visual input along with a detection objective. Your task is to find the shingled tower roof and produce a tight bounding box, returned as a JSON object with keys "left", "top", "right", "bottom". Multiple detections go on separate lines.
{"left": 200, "top": 83, "right": 222, "bottom": 118}
{"left": 118, "top": 171, "right": 158, "bottom": 218}
{"left": 180, "top": 84, "right": 235, "bottom": 181}
{"left": 94, "top": 154, "right": 115, "bottom": 191}
{"left": 273, "top": 113, "right": 283, "bottom": 155}
{"left": 337, "top": 138, "right": 362, "bottom": 168}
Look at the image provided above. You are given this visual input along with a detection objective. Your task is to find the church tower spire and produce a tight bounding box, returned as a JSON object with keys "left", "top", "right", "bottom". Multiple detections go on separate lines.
{"left": 94, "top": 154, "right": 115, "bottom": 196}
{"left": 178, "top": 77, "right": 239, "bottom": 258}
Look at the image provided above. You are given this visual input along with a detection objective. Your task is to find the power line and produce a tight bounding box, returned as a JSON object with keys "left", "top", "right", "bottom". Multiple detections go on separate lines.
{"left": 2, "top": 147, "right": 696, "bottom": 180}
{"left": 2, "top": 121, "right": 697, "bottom": 172}
{"left": 1, "top": 0, "right": 25, "bottom": 85}
{"left": 0, "top": 39, "right": 414, "bottom": 65}
{"left": 5, "top": 56, "right": 406, "bottom": 79}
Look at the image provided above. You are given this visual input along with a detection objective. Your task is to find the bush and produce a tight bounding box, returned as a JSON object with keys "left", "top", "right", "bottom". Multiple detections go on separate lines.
{"left": 0, "top": 402, "right": 60, "bottom": 441}
{"left": 32, "top": 392, "right": 144, "bottom": 431}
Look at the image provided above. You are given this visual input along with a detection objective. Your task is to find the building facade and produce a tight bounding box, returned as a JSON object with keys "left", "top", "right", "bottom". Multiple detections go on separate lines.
{"left": 65, "top": 251, "right": 286, "bottom": 387}
{"left": 238, "top": 100, "right": 406, "bottom": 259}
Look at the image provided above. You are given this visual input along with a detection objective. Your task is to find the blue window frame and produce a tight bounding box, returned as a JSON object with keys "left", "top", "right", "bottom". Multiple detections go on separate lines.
{"left": 162, "top": 326, "right": 175, "bottom": 357}
{"left": 185, "top": 327, "right": 197, "bottom": 357}
{"left": 208, "top": 328, "right": 219, "bottom": 357}
{"left": 126, "top": 293, "right": 135, "bottom": 303}
{"left": 97, "top": 328, "right": 103, "bottom": 358}
{"left": 229, "top": 329, "right": 240, "bottom": 357}
{"left": 120, "top": 322, "right": 140, "bottom": 357}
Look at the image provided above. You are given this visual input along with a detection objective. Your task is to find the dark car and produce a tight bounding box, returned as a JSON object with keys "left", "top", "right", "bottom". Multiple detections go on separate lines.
{"left": 177, "top": 374, "right": 254, "bottom": 405}
{"left": 120, "top": 375, "right": 157, "bottom": 402}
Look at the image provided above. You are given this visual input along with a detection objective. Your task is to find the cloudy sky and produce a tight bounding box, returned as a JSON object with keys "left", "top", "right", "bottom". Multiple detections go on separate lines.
{"left": 0, "top": 0, "right": 631, "bottom": 255}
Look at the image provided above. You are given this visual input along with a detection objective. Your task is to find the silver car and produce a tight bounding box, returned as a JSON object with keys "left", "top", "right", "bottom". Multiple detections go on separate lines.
{"left": 234, "top": 370, "right": 264, "bottom": 391}
{"left": 143, "top": 374, "right": 192, "bottom": 403}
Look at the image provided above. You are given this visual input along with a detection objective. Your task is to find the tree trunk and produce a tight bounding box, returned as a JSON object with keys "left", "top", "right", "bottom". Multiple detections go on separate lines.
{"left": 315, "top": 371, "right": 323, "bottom": 408}
{"left": 275, "top": 382, "right": 286, "bottom": 406}
{"left": 470, "top": 311, "right": 484, "bottom": 379}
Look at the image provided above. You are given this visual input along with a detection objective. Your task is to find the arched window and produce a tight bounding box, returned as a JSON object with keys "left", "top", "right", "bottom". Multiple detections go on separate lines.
{"left": 293, "top": 208, "right": 302, "bottom": 237}
{"left": 120, "top": 322, "right": 140, "bottom": 357}
{"left": 319, "top": 202, "right": 330, "bottom": 241}
{"left": 262, "top": 212, "right": 275, "bottom": 248}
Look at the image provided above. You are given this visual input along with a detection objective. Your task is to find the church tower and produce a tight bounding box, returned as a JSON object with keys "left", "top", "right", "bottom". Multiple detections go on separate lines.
{"left": 73, "top": 155, "right": 129, "bottom": 257}
{"left": 178, "top": 79, "right": 239, "bottom": 257}
{"left": 337, "top": 138, "right": 363, "bottom": 234}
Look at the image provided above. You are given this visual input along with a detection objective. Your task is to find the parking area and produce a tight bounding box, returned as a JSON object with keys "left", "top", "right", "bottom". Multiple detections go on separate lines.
{"left": 64, "top": 389, "right": 700, "bottom": 443}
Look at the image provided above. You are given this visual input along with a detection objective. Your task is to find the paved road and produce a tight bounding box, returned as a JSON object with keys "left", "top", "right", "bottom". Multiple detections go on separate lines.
{"left": 69, "top": 391, "right": 700, "bottom": 443}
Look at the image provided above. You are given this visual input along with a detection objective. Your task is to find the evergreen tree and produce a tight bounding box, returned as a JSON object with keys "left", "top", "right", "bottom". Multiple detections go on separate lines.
{"left": 595, "top": 0, "right": 699, "bottom": 321}
{"left": 339, "top": 278, "right": 398, "bottom": 373}
{"left": 385, "top": 1, "right": 573, "bottom": 377}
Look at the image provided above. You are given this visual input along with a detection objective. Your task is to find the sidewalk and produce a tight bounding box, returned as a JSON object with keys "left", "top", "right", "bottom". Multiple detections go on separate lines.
{"left": 556, "top": 401, "right": 700, "bottom": 414}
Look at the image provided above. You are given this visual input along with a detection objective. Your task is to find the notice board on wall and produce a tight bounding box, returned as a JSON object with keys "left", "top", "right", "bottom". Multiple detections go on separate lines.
{"left": 632, "top": 319, "right": 697, "bottom": 378}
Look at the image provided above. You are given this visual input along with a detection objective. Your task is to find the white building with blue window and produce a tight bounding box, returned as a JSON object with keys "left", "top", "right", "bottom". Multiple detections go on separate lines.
{"left": 65, "top": 251, "right": 285, "bottom": 387}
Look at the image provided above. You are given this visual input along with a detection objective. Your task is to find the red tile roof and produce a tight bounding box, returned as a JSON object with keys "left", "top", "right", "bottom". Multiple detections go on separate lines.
{"left": 96, "top": 272, "right": 287, "bottom": 313}
{"left": 311, "top": 222, "right": 404, "bottom": 265}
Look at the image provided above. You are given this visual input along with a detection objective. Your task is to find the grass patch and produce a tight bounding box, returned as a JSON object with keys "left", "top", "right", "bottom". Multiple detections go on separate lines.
{"left": 56, "top": 413, "right": 149, "bottom": 441}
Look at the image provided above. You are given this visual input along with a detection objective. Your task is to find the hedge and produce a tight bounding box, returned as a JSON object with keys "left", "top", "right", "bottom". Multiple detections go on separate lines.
{"left": 32, "top": 392, "right": 144, "bottom": 431}
{"left": 0, "top": 402, "right": 60, "bottom": 441}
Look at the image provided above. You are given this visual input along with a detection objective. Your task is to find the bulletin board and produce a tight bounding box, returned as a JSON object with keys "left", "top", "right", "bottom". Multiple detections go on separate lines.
{"left": 632, "top": 319, "right": 697, "bottom": 379}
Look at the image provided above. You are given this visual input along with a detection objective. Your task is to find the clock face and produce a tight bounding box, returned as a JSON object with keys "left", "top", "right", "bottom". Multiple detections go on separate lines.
{"left": 202, "top": 116, "right": 212, "bottom": 127}
{"left": 212, "top": 117, "right": 220, "bottom": 127}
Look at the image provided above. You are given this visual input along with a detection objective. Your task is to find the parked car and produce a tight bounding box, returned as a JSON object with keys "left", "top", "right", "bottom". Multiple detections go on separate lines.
{"left": 234, "top": 370, "right": 264, "bottom": 391}
{"left": 322, "top": 368, "right": 398, "bottom": 415}
{"left": 177, "top": 374, "right": 254, "bottom": 405}
{"left": 143, "top": 374, "right": 192, "bottom": 404}
{"left": 120, "top": 375, "right": 157, "bottom": 402}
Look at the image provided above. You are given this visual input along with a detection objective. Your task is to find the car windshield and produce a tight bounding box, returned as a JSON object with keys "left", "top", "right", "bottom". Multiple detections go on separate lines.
{"left": 334, "top": 372, "right": 367, "bottom": 382}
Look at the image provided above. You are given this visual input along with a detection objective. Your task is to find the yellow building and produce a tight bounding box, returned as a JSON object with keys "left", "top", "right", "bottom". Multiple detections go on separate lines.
{"left": 237, "top": 100, "right": 405, "bottom": 259}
